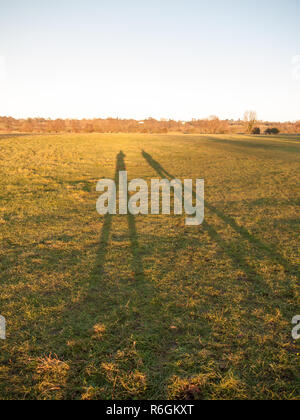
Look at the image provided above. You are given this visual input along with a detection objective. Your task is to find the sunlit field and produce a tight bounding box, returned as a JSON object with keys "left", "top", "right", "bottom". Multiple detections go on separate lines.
{"left": 0, "top": 133, "right": 299, "bottom": 400}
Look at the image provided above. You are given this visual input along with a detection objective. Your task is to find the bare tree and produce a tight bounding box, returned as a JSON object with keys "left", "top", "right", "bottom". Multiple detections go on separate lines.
{"left": 244, "top": 110, "right": 257, "bottom": 134}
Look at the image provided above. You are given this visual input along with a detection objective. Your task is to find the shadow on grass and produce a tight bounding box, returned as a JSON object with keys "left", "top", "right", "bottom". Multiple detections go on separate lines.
{"left": 204, "top": 135, "right": 300, "bottom": 155}
{"left": 0, "top": 133, "right": 35, "bottom": 140}
{"left": 2, "top": 149, "right": 299, "bottom": 399}
{"left": 62, "top": 151, "right": 214, "bottom": 399}
{"left": 141, "top": 150, "right": 299, "bottom": 284}
{"left": 61, "top": 151, "right": 159, "bottom": 398}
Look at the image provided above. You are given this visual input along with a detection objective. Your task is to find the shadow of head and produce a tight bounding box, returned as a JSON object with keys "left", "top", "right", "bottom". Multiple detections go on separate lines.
{"left": 117, "top": 150, "right": 125, "bottom": 159}
{"left": 116, "top": 151, "right": 126, "bottom": 171}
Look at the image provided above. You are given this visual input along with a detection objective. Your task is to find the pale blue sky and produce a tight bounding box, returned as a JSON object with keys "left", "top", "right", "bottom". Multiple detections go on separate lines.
{"left": 0, "top": 0, "right": 299, "bottom": 121}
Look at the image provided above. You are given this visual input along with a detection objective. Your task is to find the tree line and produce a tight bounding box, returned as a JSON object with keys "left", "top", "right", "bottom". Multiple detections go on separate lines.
{"left": 0, "top": 115, "right": 299, "bottom": 134}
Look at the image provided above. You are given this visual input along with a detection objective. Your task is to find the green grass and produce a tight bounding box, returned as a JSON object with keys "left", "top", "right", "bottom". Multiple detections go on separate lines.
{"left": 0, "top": 133, "right": 299, "bottom": 400}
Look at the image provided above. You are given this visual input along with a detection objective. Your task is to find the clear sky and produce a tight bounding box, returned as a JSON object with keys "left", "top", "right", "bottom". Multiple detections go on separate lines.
{"left": 0, "top": 0, "right": 299, "bottom": 121}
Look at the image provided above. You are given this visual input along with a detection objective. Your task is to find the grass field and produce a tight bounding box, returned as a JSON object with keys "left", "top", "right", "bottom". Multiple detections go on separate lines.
{"left": 0, "top": 133, "right": 299, "bottom": 400}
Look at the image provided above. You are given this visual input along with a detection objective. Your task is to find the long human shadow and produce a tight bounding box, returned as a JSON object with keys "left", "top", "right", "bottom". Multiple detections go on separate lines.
{"left": 142, "top": 150, "right": 299, "bottom": 287}
{"left": 141, "top": 152, "right": 274, "bottom": 300}
{"left": 62, "top": 151, "right": 147, "bottom": 398}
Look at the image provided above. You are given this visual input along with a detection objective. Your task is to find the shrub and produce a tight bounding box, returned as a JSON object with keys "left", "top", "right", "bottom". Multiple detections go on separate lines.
{"left": 270, "top": 127, "right": 280, "bottom": 134}
{"left": 252, "top": 127, "right": 260, "bottom": 135}
{"left": 265, "top": 127, "right": 280, "bottom": 135}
